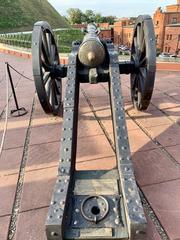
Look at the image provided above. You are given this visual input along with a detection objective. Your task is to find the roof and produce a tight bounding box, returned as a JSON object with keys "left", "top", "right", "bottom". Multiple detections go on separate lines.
{"left": 122, "top": 25, "right": 134, "bottom": 28}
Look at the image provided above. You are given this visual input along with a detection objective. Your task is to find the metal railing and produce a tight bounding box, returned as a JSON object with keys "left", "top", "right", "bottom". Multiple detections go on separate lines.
{"left": 0, "top": 29, "right": 84, "bottom": 53}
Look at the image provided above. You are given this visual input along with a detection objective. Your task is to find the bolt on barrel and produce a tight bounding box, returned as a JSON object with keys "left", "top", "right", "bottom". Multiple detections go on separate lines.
{"left": 78, "top": 23, "right": 105, "bottom": 68}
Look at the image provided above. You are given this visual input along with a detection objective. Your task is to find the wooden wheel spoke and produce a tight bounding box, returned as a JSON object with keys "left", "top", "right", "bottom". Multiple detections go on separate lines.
{"left": 137, "top": 25, "right": 141, "bottom": 47}
{"left": 51, "top": 80, "right": 58, "bottom": 105}
{"left": 55, "top": 80, "right": 61, "bottom": 95}
{"left": 54, "top": 85, "right": 59, "bottom": 105}
{"left": 41, "top": 58, "right": 51, "bottom": 71}
{"left": 139, "top": 56, "right": 146, "bottom": 67}
{"left": 45, "top": 77, "right": 52, "bottom": 98}
{"left": 42, "top": 31, "right": 50, "bottom": 58}
{"left": 42, "top": 43, "right": 51, "bottom": 66}
{"left": 138, "top": 68, "right": 146, "bottom": 92}
{"left": 140, "top": 37, "right": 145, "bottom": 52}
{"left": 49, "top": 81, "right": 54, "bottom": 105}
{"left": 134, "top": 37, "right": 139, "bottom": 56}
{"left": 47, "top": 33, "right": 53, "bottom": 64}
{"left": 51, "top": 45, "right": 56, "bottom": 63}
{"left": 131, "top": 74, "right": 137, "bottom": 90}
{"left": 43, "top": 72, "right": 51, "bottom": 84}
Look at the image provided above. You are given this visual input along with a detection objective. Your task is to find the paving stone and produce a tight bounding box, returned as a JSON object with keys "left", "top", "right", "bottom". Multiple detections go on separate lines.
{"left": 76, "top": 155, "right": 116, "bottom": 171}
{"left": 127, "top": 129, "right": 158, "bottom": 153}
{"left": 132, "top": 149, "right": 180, "bottom": 187}
{"left": 25, "top": 142, "right": 60, "bottom": 171}
{"left": 165, "top": 144, "right": 180, "bottom": 164}
{"left": 81, "top": 83, "right": 108, "bottom": 97}
{"left": 0, "top": 216, "right": 10, "bottom": 240}
{"left": 20, "top": 167, "right": 57, "bottom": 212}
{"left": 0, "top": 174, "right": 18, "bottom": 216}
{"left": 0, "top": 114, "right": 30, "bottom": 129}
{"left": 0, "top": 147, "right": 23, "bottom": 176}
{"left": 151, "top": 89, "right": 166, "bottom": 99}
{"left": 125, "top": 115, "right": 140, "bottom": 131}
{"left": 76, "top": 134, "right": 115, "bottom": 170}
{"left": 134, "top": 110, "right": 172, "bottom": 128}
{"left": 146, "top": 124, "right": 180, "bottom": 147}
{"left": 161, "top": 106, "right": 180, "bottom": 124}
{"left": 154, "top": 81, "right": 178, "bottom": 92}
{"left": 0, "top": 126, "right": 27, "bottom": 150}
{"left": 143, "top": 179, "right": 180, "bottom": 240}
{"left": 87, "top": 95, "right": 110, "bottom": 109}
{"left": 78, "top": 112, "right": 104, "bottom": 138}
{"left": 31, "top": 115, "right": 62, "bottom": 128}
{"left": 15, "top": 207, "right": 47, "bottom": 240}
{"left": 151, "top": 96, "right": 180, "bottom": 110}
{"left": 29, "top": 124, "right": 61, "bottom": 146}
{"left": 164, "top": 89, "right": 180, "bottom": 102}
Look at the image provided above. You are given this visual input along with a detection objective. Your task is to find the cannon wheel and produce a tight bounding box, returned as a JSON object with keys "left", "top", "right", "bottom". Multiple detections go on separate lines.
{"left": 131, "top": 15, "right": 156, "bottom": 111}
{"left": 32, "top": 21, "right": 62, "bottom": 115}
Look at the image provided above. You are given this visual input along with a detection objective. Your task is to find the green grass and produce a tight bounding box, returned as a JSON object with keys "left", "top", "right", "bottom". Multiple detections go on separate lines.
{"left": 55, "top": 29, "right": 84, "bottom": 53}
{"left": 0, "top": 0, "right": 69, "bottom": 33}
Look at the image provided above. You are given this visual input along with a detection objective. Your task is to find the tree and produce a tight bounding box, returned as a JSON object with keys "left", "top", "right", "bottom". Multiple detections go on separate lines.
{"left": 67, "top": 8, "right": 83, "bottom": 24}
{"left": 66, "top": 8, "right": 117, "bottom": 24}
{"left": 102, "top": 16, "right": 116, "bottom": 25}
{"left": 85, "top": 10, "right": 95, "bottom": 23}
{"left": 95, "top": 13, "right": 103, "bottom": 23}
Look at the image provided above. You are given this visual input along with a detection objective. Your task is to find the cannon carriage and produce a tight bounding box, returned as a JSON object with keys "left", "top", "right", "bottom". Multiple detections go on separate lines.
{"left": 32, "top": 15, "right": 156, "bottom": 240}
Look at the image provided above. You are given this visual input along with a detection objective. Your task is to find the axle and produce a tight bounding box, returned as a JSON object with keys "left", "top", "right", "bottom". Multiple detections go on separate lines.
{"left": 52, "top": 60, "right": 136, "bottom": 81}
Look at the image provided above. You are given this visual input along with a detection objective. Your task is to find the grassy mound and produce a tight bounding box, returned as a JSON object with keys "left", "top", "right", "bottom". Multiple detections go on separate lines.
{"left": 0, "top": 0, "right": 69, "bottom": 33}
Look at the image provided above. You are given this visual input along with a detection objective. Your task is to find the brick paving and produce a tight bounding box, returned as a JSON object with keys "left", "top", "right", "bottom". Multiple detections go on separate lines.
{"left": 0, "top": 52, "right": 180, "bottom": 240}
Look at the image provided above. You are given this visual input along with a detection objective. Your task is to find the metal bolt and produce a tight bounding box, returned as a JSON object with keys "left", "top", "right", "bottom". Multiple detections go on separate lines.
{"left": 113, "top": 207, "right": 117, "bottom": 212}
{"left": 115, "top": 218, "right": 120, "bottom": 225}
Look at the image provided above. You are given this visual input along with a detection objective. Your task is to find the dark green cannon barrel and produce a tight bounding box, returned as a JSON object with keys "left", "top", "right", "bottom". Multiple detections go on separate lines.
{"left": 78, "top": 23, "right": 105, "bottom": 68}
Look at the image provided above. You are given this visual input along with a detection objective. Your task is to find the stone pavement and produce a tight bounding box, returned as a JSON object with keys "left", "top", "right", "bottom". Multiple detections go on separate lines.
{"left": 0, "top": 52, "right": 180, "bottom": 240}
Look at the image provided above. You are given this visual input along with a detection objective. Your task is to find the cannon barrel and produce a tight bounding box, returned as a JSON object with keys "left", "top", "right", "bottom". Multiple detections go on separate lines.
{"left": 78, "top": 23, "right": 105, "bottom": 68}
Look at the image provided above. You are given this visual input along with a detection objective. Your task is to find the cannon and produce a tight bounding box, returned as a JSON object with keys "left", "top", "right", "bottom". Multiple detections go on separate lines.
{"left": 32, "top": 15, "right": 156, "bottom": 240}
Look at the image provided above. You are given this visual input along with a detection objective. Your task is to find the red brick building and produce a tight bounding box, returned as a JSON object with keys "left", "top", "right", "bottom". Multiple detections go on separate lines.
{"left": 153, "top": 0, "right": 180, "bottom": 54}
{"left": 114, "top": 0, "right": 180, "bottom": 55}
{"left": 113, "top": 18, "right": 134, "bottom": 47}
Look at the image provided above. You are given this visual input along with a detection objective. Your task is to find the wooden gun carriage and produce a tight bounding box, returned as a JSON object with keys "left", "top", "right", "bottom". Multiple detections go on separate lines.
{"left": 31, "top": 15, "right": 156, "bottom": 240}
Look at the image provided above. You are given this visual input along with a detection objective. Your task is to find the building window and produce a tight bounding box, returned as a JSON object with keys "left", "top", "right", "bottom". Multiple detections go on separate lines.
{"left": 166, "top": 35, "right": 169, "bottom": 40}
{"left": 168, "top": 47, "right": 171, "bottom": 53}
{"left": 179, "top": 35, "right": 180, "bottom": 41}
{"left": 170, "top": 35, "right": 172, "bottom": 40}
{"left": 172, "top": 18, "right": 177, "bottom": 24}
{"left": 156, "top": 21, "right": 159, "bottom": 25}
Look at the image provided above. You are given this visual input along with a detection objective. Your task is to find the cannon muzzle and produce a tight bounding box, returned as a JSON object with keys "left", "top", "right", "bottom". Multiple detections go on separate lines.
{"left": 78, "top": 24, "right": 105, "bottom": 68}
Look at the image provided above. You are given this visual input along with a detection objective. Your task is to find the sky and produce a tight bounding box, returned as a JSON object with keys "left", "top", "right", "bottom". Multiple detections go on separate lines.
{"left": 48, "top": 0, "right": 177, "bottom": 17}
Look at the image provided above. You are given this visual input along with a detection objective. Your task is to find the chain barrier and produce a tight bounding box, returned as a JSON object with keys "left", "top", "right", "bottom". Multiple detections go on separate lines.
{"left": 0, "top": 62, "right": 34, "bottom": 157}
{"left": 7, "top": 63, "right": 34, "bottom": 82}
